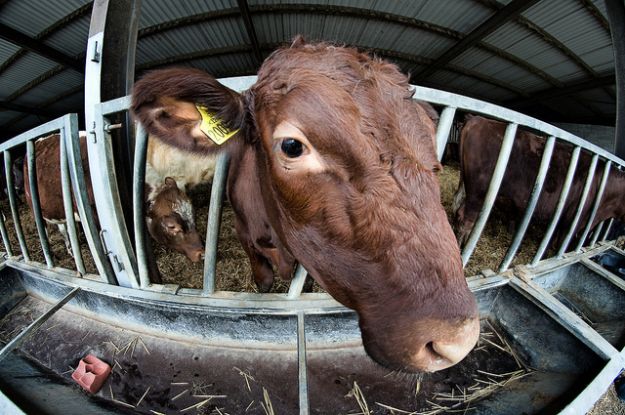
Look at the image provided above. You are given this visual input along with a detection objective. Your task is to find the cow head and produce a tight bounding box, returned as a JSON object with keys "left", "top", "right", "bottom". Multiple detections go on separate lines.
{"left": 146, "top": 177, "right": 204, "bottom": 262}
{"left": 132, "top": 39, "right": 479, "bottom": 372}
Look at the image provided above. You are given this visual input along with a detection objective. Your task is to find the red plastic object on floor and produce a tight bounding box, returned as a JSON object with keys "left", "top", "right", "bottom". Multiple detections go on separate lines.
{"left": 71, "top": 354, "right": 111, "bottom": 393}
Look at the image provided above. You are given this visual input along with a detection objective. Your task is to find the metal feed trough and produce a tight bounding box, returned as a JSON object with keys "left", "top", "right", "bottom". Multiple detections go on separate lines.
{"left": 0, "top": 72, "right": 624, "bottom": 414}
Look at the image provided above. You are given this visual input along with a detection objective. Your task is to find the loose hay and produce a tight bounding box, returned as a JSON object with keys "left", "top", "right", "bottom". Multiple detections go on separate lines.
{"left": 0, "top": 162, "right": 562, "bottom": 291}
{"left": 438, "top": 162, "right": 552, "bottom": 277}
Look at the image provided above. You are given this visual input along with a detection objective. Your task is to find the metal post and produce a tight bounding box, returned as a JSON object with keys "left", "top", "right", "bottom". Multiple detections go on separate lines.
{"left": 606, "top": 0, "right": 625, "bottom": 159}
{"left": 26, "top": 140, "right": 54, "bottom": 267}
{"left": 63, "top": 115, "right": 117, "bottom": 284}
{"left": 0, "top": 287, "right": 79, "bottom": 363}
{"left": 575, "top": 160, "right": 611, "bottom": 252}
{"left": 0, "top": 211, "right": 12, "bottom": 257}
{"left": 288, "top": 264, "right": 309, "bottom": 299}
{"left": 297, "top": 312, "right": 310, "bottom": 415}
{"left": 435, "top": 106, "right": 457, "bottom": 162}
{"left": 3, "top": 151, "right": 28, "bottom": 260}
{"left": 499, "top": 136, "right": 555, "bottom": 271}
{"left": 557, "top": 154, "right": 598, "bottom": 256}
{"left": 133, "top": 124, "right": 150, "bottom": 288}
{"left": 532, "top": 146, "right": 581, "bottom": 265}
{"left": 99, "top": 0, "right": 142, "bottom": 246}
{"left": 203, "top": 152, "right": 230, "bottom": 295}
{"left": 60, "top": 127, "right": 86, "bottom": 274}
{"left": 602, "top": 218, "right": 615, "bottom": 242}
{"left": 85, "top": 0, "right": 140, "bottom": 287}
{"left": 589, "top": 220, "right": 605, "bottom": 247}
{"left": 461, "top": 122, "right": 518, "bottom": 267}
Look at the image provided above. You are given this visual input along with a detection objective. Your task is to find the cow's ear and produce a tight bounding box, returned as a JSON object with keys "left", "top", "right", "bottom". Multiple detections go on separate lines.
{"left": 131, "top": 68, "right": 245, "bottom": 153}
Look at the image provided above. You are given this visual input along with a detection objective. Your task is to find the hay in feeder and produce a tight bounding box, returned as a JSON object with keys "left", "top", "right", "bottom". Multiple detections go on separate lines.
{"left": 0, "top": 161, "right": 570, "bottom": 292}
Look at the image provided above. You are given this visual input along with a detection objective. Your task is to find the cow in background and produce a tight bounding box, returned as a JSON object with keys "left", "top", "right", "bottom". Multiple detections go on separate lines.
{"left": 0, "top": 153, "right": 25, "bottom": 200}
{"left": 132, "top": 38, "right": 479, "bottom": 373}
{"left": 23, "top": 134, "right": 204, "bottom": 265}
{"left": 453, "top": 115, "right": 625, "bottom": 250}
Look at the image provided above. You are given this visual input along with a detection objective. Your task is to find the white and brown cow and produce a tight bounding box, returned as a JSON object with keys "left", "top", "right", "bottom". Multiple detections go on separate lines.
{"left": 23, "top": 134, "right": 204, "bottom": 264}
{"left": 132, "top": 38, "right": 479, "bottom": 373}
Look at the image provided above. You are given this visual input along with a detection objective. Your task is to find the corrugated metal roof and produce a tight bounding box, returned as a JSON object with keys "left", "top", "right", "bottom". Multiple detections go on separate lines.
{"left": 136, "top": 17, "right": 247, "bottom": 66}
{"left": 0, "top": 0, "right": 618, "bottom": 139}
{"left": 523, "top": 0, "right": 613, "bottom": 71}
{"left": 451, "top": 47, "right": 551, "bottom": 92}
{"left": 0, "top": 0, "right": 90, "bottom": 36}
{"left": 393, "top": 29, "right": 456, "bottom": 60}
{"left": 13, "top": 70, "right": 83, "bottom": 107}
{"left": 0, "top": 54, "right": 59, "bottom": 98}
{"left": 0, "top": 40, "right": 21, "bottom": 65}
{"left": 139, "top": 0, "right": 238, "bottom": 28}
{"left": 43, "top": 15, "right": 91, "bottom": 57}
{"left": 189, "top": 52, "right": 258, "bottom": 75}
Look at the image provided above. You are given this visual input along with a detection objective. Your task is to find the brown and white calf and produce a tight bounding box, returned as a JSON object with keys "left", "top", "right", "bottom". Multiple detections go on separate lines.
{"left": 24, "top": 134, "right": 204, "bottom": 264}
{"left": 132, "top": 38, "right": 479, "bottom": 373}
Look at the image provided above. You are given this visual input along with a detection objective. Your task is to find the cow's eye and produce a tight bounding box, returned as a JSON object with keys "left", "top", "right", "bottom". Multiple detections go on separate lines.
{"left": 280, "top": 138, "right": 304, "bottom": 158}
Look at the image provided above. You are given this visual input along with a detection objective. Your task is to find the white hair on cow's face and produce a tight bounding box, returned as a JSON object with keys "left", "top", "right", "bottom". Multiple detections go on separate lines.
{"left": 173, "top": 198, "right": 195, "bottom": 226}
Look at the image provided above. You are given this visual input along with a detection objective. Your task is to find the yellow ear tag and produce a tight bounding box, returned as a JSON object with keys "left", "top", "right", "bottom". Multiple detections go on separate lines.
{"left": 196, "top": 104, "right": 239, "bottom": 145}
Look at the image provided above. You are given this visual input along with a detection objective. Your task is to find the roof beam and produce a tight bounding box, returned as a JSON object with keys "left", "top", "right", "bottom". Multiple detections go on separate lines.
{"left": 237, "top": 0, "right": 263, "bottom": 65}
{"left": 0, "top": 101, "right": 59, "bottom": 117}
{"left": 412, "top": 0, "right": 542, "bottom": 82}
{"left": 505, "top": 74, "right": 616, "bottom": 108}
{"left": 0, "top": 23, "right": 83, "bottom": 73}
{"left": 578, "top": 0, "right": 610, "bottom": 32}
{"left": 0, "top": 4, "right": 91, "bottom": 77}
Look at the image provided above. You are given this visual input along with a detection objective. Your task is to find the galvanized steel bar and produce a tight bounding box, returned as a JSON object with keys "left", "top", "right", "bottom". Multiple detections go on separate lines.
{"left": 0, "top": 117, "right": 65, "bottom": 153}
{"left": 461, "top": 122, "right": 518, "bottom": 267}
{"left": 0, "top": 287, "right": 79, "bottom": 363}
{"left": 60, "top": 128, "right": 86, "bottom": 275}
{"left": 288, "top": 264, "right": 308, "bottom": 299}
{"left": 531, "top": 146, "right": 581, "bottom": 265}
{"left": 589, "top": 221, "right": 605, "bottom": 248}
{"left": 133, "top": 124, "right": 150, "bottom": 288}
{"left": 575, "top": 161, "right": 611, "bottom": 252}
{"left": 85, "top": 4, "right": 139, "bottom": 287}
{"left": 26, "top": 140, "right": 54, "bottom": 267}
{"left": 0, "top": 211, "right": 12, "bottom": 257}
{"left": 202, "top": 152, "right": 230, "bottom": 295}
{"left": 499, "top": 136, "right": 556, "bottom": 272}
{"left": 4, "top": 151, "right": 29, "bottom": 261}
{"left": 297, "top": 312, "right": 310, "bottom": 415}
{"left": 435, "top": 106, "right": 457, "bottom": 162}
{"left": 63, "top": 115, "right": 117, "bottom": 284}
{"left": 557, "top": 154, "right": 599, "bottom": 257}
{"left": 510, "top": 277, "right": 617, "bottom": 360}
{"left": 411, "top": 85, "right": 625, "bottom": 168}
{"left": 602, "top": 218, "right": 615, "bottom": 242}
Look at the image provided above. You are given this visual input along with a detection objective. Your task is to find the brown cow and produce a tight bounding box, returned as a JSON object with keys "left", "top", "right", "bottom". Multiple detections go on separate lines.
{"left": 453, "top": 115, "right": 625, "bottom": 250}
{"left": 131, "top": 38, "right": 479, "bottom": 373}
{"left": 24, "top": 134, "right": 204, "bottom": 264}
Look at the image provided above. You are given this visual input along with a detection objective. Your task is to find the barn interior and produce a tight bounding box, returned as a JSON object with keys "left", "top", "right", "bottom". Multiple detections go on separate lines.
{"left": 0, "top": 1, "right": 624, "bottom": 414}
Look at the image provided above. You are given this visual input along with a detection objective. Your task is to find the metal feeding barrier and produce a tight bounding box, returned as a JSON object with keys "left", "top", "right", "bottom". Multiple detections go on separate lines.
{"left": 0, "top": 78, "right": 625, "bottom": 414}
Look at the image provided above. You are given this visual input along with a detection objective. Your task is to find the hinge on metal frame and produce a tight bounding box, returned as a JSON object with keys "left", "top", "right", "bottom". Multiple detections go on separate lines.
{"left": 91, "top": 40, "right": 101, "bottom": 63}
{"left": 99, "top": 230, "right": 125, "bottom": 273}
{"left": 89, "top": 121, "right": 97, "bottom": 143}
